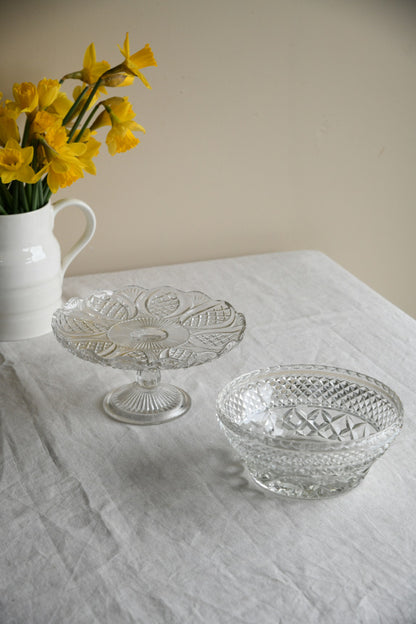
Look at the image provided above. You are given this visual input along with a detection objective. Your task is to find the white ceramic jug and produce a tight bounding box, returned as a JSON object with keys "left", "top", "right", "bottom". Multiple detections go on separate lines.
{"left": 0, "top": 199, "right": 96, "bottom": 341}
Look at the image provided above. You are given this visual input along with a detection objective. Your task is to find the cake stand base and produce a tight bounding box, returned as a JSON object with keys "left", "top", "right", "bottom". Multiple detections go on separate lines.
{"left": 103, "top": 381, "right": 191, "bottom": 425}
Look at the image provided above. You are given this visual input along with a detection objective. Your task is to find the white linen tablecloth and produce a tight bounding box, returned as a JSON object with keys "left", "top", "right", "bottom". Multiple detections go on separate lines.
{"left": 1, "top": 250, "right": 415, "bottom": 624}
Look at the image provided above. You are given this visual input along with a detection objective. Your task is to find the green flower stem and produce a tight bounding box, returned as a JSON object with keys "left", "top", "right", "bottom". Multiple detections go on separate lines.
{"left": 21, "top": 117, "right": 32, "bottom": 148}
{"left": 39, "top": 178, "right": 46, "bottom": 207}
{"left": 62, "top": 85, "right": 90, "bottom": 126}
{"left": 43, "top": 185, "right": 52, "bottom": 204}
{"left": 10, "top": 182, "right": 19, "bottom": 213}
{"left": 0, "top": 182, "right": 13, "bottom": 214}
{"left": 68, "top": 77, "right": 104, "bottom": 142}
{"left": 32, "top": 180, "right": 40, "bottom": 210}
{"left": 0, "top": 202, "right": 7, "bottom": 215}
{"left": 19, "top": 182, "right": 30, "bottom": 213}
{"left": 39, "top": 176, "right": 51, "bottom": 206}
{"left": 31, "top": 139, "right": 39, "bottom": 172}
{"left": 25, "top": 181, "right": 33, "bottom": 206}
{"left": 75, "top": 101, "right": 102, "bottom": 143}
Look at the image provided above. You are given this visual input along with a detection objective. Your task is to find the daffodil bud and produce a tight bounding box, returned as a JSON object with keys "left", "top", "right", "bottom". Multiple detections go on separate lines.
{"left": 101, "top": 73, "right": 129, "bottom": 87}
{"left": 61, "top": 71, "right": 84, "bottom": 82}
{"left": 90, "top": 109, "right": 110, "bottom": 130}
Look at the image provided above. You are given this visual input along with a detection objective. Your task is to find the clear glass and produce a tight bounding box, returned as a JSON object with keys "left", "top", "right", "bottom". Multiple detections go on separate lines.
{"left": 216, "top": 365, "right": 404, "bottom": 499}
{"left": 52, "top": 285, "right": 245, "bottom": 425}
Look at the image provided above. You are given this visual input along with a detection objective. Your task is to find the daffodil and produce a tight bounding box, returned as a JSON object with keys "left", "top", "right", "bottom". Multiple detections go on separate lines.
{"left": 62, "top": 42, "right": 110, "bottom": 94}
{"left": 37, "top": 78, "right": 61, "bottom": 109}
{"left": 0, "top": 95, "right": 20, "bottom": 121}
{"left": 71, "top": 127, "right": 101, "bottom": 172}
{"left": 46, "top": 158, "right": 85, "bottom": 192}
{"left": 0, "top": 98, "right": 20, "bottom": 146}
{"left": 106, "top": 123, "right": 145, "bottom": 155}
{"left": 78, "top": 133, "right": 100, "bottom": 175}
{"left": 82, "top": 43, "right": 111, "bottom": 85}
{"left": 0, "top": 116, "right": 20, "bottom": 146}
{"left": 0, "top": 138, "right": 36, "bottom": 184}
{"left": 39, "top": 126, "right": 87, "bottom": 193}
{"left": 0, "top": 34, "right": 156, "bottom": 212}
{"left": 46, "top": 125, "right": 70, "bottom": 151}
{"left": 12, "top": 82, "right": 39, "bottom": 114}
{"left": 30, "top": 110, "right": 62, "bottom": 136}
{"left": 97, "top": 96, "right": 137, "bottom": 122}
{"left": 91, "top": 96, "right": 145, "bottom": 154}
{"left": 117, "top": 33, "right": 157, "bottom": 89}
{"left": 46, "top": 91, "right": 73, "bottom": 118}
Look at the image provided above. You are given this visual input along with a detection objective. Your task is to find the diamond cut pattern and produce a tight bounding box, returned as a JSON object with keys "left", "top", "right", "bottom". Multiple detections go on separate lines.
{"left": 281, "top": 406, "right": 377, "bottom": 441}
{"left": 217, "top": 366, "right": 403, "bottom": 498}
{"left": 225, "top": 373, "right": 396, "bottom": 438}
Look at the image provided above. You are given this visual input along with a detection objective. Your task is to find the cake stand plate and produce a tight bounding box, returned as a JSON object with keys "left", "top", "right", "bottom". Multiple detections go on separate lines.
{"left": 52, "top": 285, "right": 246, "bottom": 425}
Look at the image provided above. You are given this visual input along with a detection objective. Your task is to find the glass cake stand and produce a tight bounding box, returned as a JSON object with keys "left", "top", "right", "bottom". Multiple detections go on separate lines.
{"left": 52, "top": 285, "right": 246, "bottom": 425}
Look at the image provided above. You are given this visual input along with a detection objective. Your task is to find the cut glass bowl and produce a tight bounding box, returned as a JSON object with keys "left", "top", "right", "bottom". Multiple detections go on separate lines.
{"left": 216, "top": 365, "right": 403, "bottom": 499}
{"left": 52, "top": 285, "right": 245, "bottom": 425}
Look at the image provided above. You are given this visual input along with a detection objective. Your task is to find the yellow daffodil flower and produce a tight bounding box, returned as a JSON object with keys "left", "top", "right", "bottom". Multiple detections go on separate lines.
{"left": 81, "top": 43, "right": 111, "bottom": 86}
{"left": 0, "top": 116, "right": 20, "bottom": 146}
{"left": 46, "top": 91, "right": 73, "bottom": 118}
{"left": 106, "top": 123, "right": 144, "bottom": 155}
{"left": 0, "top": 34, "right": 156, "bottom": 212}
{"left": 107, "top": 96, "right": 137, "bottom": 121}
{"left": 39, "top": 125, "right": 69, "bottom": 160}
{"left": 0, "top": 95, "right": 19, "bottom": 121}
{"left": 91, "top": 96, "right": 142, "bottom": 127}
{"left": 0, "top": 138, "right": 36, "bottom": 184}
{"left": 0, "top": 96, "right": 20, "bottom": 146}
{"left": 12, "top": 82, "right": 39, "bottom": 114}
{"left": 117, "top": 33, "right": 157, "bottom": 89}
{"left": 78, "top": 133, "right": 100, "bottom": 175}
{"left": 37, "top": 78, "right": 61, "bottom": 109}
{"left": 91, "top": 96, "right": 145, "bottom": 154}
{"left": 46, "top": 159, "right": 85, "bottom": 192}
{"left": 61, "top": 42, "right": 110, "bottom": 94}
{"left": 39, "top": 126, "right": 87, "bottom": 192}
{"left": 30, "top": 110, "right": 62, "bottom": 141}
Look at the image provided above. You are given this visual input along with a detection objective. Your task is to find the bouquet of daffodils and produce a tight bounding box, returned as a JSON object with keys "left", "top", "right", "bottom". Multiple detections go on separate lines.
{"left": 0, "top": 33, "right": 156, "bottom": 214}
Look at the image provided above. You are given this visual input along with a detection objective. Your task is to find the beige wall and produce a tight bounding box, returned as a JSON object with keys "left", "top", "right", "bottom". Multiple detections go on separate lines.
{"left": 2, "top": 0, "right": 416, "bottom": 316}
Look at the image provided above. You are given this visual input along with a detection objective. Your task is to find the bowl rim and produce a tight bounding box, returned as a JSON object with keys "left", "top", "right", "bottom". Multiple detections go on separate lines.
{"left": 216, "top": 364, "right": 404, "bottom": 451}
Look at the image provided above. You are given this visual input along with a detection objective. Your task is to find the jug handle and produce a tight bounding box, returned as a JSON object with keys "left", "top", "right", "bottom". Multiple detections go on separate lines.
{"left": 53, "top": 198, "right": 96, "bottom": 276}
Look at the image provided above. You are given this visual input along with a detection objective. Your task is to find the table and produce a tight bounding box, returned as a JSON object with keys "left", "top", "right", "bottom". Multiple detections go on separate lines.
{"left": 1, "top": 251, "right": 415, "bottom": 624}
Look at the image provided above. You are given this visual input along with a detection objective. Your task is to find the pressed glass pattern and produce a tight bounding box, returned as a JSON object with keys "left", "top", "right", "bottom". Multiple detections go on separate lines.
{"left": 53, "top": 285, "right": 245, "bottom": 425}
{"left": 217, "top": 365, "right": 403, "bottom": 499}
